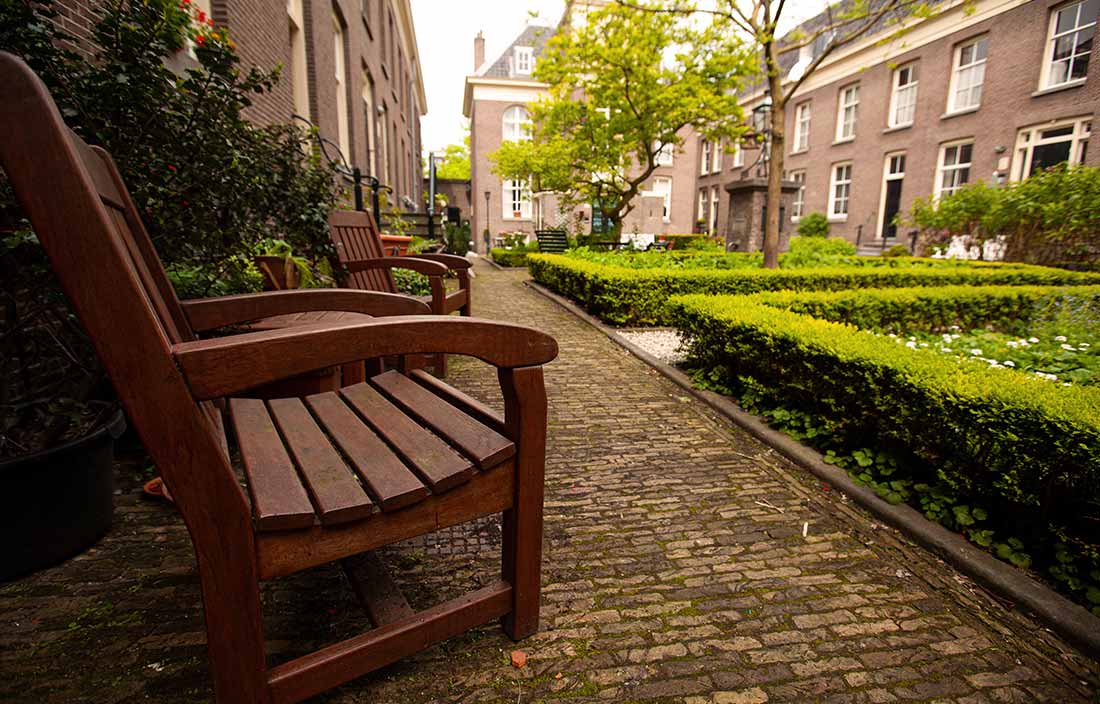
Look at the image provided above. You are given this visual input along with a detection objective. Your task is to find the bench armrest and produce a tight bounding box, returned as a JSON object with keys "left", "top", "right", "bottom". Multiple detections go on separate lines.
{"left": 405, "top": 253, "right": 472, "bottom": 270}
{"left": 345, "top": 257, "right": 448, "bottom": 277}
{"left": 173, "top": 316, "right": 559, "bottom": 400}
{"left": 180, "top": 289, "right": 431, "bottom": 332}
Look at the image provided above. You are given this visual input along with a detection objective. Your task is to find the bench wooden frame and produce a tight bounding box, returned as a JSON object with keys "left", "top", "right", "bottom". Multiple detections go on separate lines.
{"left": 0, "top": 53, "right": 557, "bottom": 704}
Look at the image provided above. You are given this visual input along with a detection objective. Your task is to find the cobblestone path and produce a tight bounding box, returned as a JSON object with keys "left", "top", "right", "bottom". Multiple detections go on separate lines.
{"left": 1, "top": 261, "right": 1097, "bottom": 703}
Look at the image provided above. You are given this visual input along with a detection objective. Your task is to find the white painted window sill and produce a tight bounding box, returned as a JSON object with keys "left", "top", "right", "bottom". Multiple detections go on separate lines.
{"left": 883, "top": 123, "right": 912, "bottom": 134}
{"left": 1031, "top": 79, "right": 1086, "bottom": 98}
{"left": 940, "top": 105, "right": 980, "bottom": 120}
{"left": 832, "top": 137, "right": 855, "bottom": 146}
{"left": 828, "top": 215, "right": 849, "bottom": 222}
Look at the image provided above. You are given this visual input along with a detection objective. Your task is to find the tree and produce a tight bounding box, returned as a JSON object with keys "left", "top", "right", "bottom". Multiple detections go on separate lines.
{"left": 432, "top": 136, "right": 471, "bottom": 180}
{"left": 491, "top": 0, "right": 754, "bottom": 237}
{"left": 618, "top": 0, "right": 933, "bottom": 268}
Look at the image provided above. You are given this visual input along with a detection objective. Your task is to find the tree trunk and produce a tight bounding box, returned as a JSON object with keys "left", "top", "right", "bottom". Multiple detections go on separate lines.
{"left": 762, "top": 50, "right": 786, "bottom": 269}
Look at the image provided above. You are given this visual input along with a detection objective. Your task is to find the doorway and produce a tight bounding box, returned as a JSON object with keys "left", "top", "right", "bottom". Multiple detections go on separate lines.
{"left": 878, "top": 153, "right": 905, "bottom": 240}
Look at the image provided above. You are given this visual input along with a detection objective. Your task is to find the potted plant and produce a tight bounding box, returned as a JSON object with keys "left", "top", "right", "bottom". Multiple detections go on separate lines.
{"left": 0, "top": 228, "right": 124, "bottom": 581}
{"left": 253, "top": 238, "right": 317, "bottom": 290}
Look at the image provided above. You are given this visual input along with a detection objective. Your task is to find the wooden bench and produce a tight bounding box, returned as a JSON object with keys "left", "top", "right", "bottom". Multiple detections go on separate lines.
{"left": 0, "top": 52, "right": 558, "bottom": 704}
{"left": 535, "top": 229, "right": 569, "bottom": 253}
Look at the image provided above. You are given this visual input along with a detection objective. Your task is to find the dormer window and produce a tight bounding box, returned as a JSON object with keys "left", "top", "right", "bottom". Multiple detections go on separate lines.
{"left": 514, "top": 46, "right": 533, "bottom": 75}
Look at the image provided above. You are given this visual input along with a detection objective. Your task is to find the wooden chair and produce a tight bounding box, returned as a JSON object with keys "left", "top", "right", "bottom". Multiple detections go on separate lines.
{"left": 0, "top": 52, "right": 557, "bottom": 704}
{"left": 328, "top": 210, "right": 472, "bottom": 375}
{"left": 535, "top": 229, "right": 569, "bottom": 254}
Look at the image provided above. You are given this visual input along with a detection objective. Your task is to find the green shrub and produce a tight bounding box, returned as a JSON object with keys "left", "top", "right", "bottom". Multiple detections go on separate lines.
{"left": 528, "top": 253, "right": 1100, "bottom": 325}
{"left": 392, "top": 268, "right": 431, "bottom": 296}
{"left": 783, "top": 236, "right": 857, "bottom": 268}
{"left": 664, "top": 234, "right": 705, "bottom": 250}
{"left": 882, "top": 244, "right": 911, "bottom": 258}
{"left": 668, "top": 287, "right": 1100, "bottom": 611}
{"left": 490, "top": 248, "right": 530, "bottom": 267}
{"left": 796, "top": 212, "right": 830, "bottom": 238}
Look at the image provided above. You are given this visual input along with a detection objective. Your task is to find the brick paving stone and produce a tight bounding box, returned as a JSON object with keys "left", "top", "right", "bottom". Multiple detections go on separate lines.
{"left": 0, "top": 261, "right": 1097, "bottom": 703}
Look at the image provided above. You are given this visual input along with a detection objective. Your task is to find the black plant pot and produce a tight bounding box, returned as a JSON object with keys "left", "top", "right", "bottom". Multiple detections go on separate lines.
{"left": 0, "top": 409, "right": 125, "bottom": 581}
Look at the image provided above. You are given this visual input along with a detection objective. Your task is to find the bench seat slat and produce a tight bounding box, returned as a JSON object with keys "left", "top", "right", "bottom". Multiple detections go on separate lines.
{"left": 371, "top": 371, "right": 515, "bottom": 470}
{"left": 268, "top": 398, "right": 375, "bottom": 526}
{"left": 305, "top": 392, "right": 430, "bottom": 512}
{"left": 228, "top": 398, "right": 316, "bottom": 532}
{"left": 339, "top": 382, "right": 475, "bottom": 493}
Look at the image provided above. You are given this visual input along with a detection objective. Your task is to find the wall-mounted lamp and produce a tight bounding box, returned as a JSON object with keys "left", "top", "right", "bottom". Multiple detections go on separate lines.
{"left": 993, "top": 145, "right": 1006, "bottom": 154}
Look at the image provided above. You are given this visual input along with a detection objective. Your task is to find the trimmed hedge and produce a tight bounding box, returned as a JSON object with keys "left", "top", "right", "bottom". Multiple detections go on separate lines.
{"left": 668, "top": 287, "right": 1100, "bottom": 609}
{"left": 529, "top": 253, "right": 1100, "bottom": 325}
{"left": 490, "top": 248, "right": 530, "bottom": 267}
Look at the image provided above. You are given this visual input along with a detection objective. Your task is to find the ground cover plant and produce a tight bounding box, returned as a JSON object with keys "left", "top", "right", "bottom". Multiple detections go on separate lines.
{"left": 529, "top": 249, "right": 1100, "bottom": 325}
{"left": 668, "top": 285, "right": 1100, "bottom": 612}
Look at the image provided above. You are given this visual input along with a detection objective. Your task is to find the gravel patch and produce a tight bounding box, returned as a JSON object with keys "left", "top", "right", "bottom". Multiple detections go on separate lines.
{"left": 616, "top": 328, "right": 687, "bottom": 365}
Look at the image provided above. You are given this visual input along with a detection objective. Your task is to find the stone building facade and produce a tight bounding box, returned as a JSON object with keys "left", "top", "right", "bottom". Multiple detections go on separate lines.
{"left": 51, "top": 0, "right": 427, "bottom": 209}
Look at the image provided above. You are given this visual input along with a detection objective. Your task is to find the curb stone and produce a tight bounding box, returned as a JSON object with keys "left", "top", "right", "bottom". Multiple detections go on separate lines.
{"left": 524, "top": 278, "right": 1100, "bottom": 661}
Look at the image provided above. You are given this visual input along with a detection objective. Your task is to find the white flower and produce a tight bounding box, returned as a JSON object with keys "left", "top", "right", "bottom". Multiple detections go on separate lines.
{"left": 1055, "top": 335, "right": 1067, "bottom": 342}
{"left": 940, "top": 347, "right": 952, "bottom": 353}
{"left": 888, "top": 333, "right": 897, "bottom": 338}
{"left": 919, "top": 342, "right": 929, "bottom": 347}
{"left": 1061, "top": 344, "right": 1076, "bottom": 351}
{"left": 970, "top": 348, "right": 983, "bottom": 356}
{"left": 1018, "top": 339, "right": 1030, "bottom": 347}
{"left": 908, "top": 336, "right": 917, "bottom": 341}
{"left": 942, "top": 334, "right": 953, "bottom": 342}
{"left": 1003, "top": 360, "right": 1016, "bottom": 367}
{"left": 905, "top": 341, "right": 917, "bottom": 349}
{"left": 951, "top": 334, "right": 961, "bottom": 340}
{"left": 1080, "top": 343, "right": 1091, "bottom": 349}
{"left": 1006, "top": 340, "right": 1019, "bottom": 348}
{"left": 1028, "top": 337, "right": 1040, "bottom": 343}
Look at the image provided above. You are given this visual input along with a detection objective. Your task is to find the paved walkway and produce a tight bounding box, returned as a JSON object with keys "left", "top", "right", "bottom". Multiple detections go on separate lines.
{"left": 1, "top": 261, "right": 1097, "bottom": 703}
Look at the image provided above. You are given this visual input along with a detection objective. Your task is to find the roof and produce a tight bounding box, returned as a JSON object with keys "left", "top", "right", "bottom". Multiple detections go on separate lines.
{"left": 476, "top": 22, "right": 556, "bottom": 79}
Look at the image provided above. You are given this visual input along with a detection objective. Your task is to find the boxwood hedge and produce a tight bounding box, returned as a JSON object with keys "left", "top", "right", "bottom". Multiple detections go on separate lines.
{"left": 528, "top": 253, "right": 1100, "bottom": 326}
{"left": 668, "top": 286, "right": 1100, "bottom": 610}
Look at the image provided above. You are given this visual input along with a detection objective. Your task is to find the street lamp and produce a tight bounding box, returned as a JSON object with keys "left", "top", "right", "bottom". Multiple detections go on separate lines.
{"left": 483, "top": 190, "right": 491, "bottom": 253}
{"left": 750, "top": 95, "right": 773, "bottom": 178}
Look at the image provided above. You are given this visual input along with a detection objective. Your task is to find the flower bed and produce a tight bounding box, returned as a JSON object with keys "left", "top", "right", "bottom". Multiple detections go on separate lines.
{"left": 529, "top": 252, "right": 1100, "bottom": 325}
{"left": 668, "top": 285, "right": 1100, "bottom": 612}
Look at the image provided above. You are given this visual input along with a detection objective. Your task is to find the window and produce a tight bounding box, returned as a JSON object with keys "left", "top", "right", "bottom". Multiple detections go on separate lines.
{"left": 503, "top": 105, "right": 531, "bottom": 142}
{"left": 379, "top": 103, "right": 390, "bottom": 183}
{"left": 1044, "top": 0, "right": 1098, "bottom": 87}
{"left": 711, "top": 139, "right": 722, "bottom": 173}
{"left": 287, "top": 0, "right": 310, "bottom": 121}
{"left": 889, "top": 64, "right": 918, "bottom": 127}
{"left": 789, "top": 170, "right": 806, "bottom": 220}
{"left": 794, "top": 102, "right": 811, "bottom": 152}
{"left": 1012, "top": 118, "right": 1091, "bottom": 180}
{"left": 710, "top": 186, "right": 720, "bottom": 233}
{"left": 362, "top": 70, "right": 377, "bottom": 175}
{"left": 514, "top": 46, "right": 533, "bottom": 75}
{"left": 936, "top": 142, "right": 973, "bottom": 198}
{"left": 652, "top": 177, "right": 672, "bottom": 221}
{"left": 732, "top": 142, "right": 744, "bottom": 168}
{"left": 700, "top": 139, "right": 712, "bottom": 175}
{"left": 503, "top": 179, "right": 531, "bottom": 219}
{"left": 697, "top": 189, "right": 708, "bottom": 226}
{"left": 878, "top": 153, "right": 906, "bottom": 238}
{"left": 949, "top": 37, "right": 987, "bottom": 112}
{"left": 655, "top": 141, "right": 674, "bottom": 166}
{"left": 828, "top": 162, "right": 852, "bottom": 218}
{"left": 332, "top": 12, "right": 350, "bottom": 161}
{"left": 836, "top": 85, "right": 859, "bottom": 141}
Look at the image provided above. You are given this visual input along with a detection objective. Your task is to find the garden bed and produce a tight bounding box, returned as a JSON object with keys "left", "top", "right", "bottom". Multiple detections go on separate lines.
{"left": 529, "top": 251, "right": 1100, "bottom": 325}
{"left": 668, "top": 285, "right": 1100, "bottom": 613}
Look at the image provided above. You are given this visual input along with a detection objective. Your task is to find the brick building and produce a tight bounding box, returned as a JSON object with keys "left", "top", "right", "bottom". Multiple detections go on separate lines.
{"left": 53, "top": 0, "right": 427, "bottom": 208}
{"left": 715, "top": 0, "right": 1099, "bottom": 250}
{"left": 463, "top": 4, "right": 701, "bottom": 252}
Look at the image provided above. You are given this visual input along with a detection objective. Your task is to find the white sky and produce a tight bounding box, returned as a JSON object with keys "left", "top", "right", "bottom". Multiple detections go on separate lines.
{"left": 411, "top": 0, "right": 826, "bottom": 153}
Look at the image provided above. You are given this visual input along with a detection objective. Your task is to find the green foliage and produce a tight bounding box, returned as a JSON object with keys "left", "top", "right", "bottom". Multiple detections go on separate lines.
{"left": 907, "top": 166, "right": 1100, "bottom": 267}
{"left": 667, "top": 287, "right": 1100, "bottom": 611}
{"left": 391, "top": 268, "right": 431, "bottom": 296}
{"left": 490, "top": 248, "right": 531, "bottom": 267}
{"left": 796, "top": 212, "right": 830, "bottom": 238}
{"left": 664, "top": 234, "right": 708, "bottom": 250}
{"left": 527, "top": 252, "right": 1100, "bottom": 325}
{"left": 0, "top": 0, "right": 342, "bottom": 297}
{"left": 443, "top": 222, "right": 471, "bottom": 256}
{"left": 432, "top": 138, "right": 471, "bottom": 181}
{"left": 882, "top": 244, "right": 912, "bottom": 258}
{"left": 783, "top": 236, "right": 857, "bottom": 268}
{"left": 490, "top": 0, "right": 754, "bottom": 234}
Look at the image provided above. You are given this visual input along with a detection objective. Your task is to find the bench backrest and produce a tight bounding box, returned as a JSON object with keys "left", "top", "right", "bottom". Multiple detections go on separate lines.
{"left": 535, "top": 229, "right": 568, "bottom": 254}
{"left": 328, "top": 209, "right": 398, "bottom": 294}
{"left": 0, "top": 52, "right": 251, "bottom": 537}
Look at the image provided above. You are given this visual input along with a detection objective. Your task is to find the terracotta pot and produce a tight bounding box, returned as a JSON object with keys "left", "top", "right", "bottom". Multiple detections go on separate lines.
{"left": 254, "top": 255, "right": 299, "bottom": 290}
{"left": 380, "top": 234, "right": 413, "bottom": 256}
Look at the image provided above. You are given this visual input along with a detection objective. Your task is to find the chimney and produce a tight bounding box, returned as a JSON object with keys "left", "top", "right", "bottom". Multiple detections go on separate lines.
{"left": 474, "top": 31, "right": 485, "bottom": 70}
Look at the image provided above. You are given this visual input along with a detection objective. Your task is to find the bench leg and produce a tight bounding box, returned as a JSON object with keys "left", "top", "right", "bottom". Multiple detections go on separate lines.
{"left": 499, "top": 366, "right": 547, "bottom": 640}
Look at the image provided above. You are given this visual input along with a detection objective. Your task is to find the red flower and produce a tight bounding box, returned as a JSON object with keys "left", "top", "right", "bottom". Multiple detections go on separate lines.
{"left": 181, "top": 0, "right": 190, "bottom": 5}
{"left": 181, "top": 200, "right": 189, "bottom": 207}
{"left": 197, "top": 10, "right": 205, "bottom": 22}
{"left": 167, "top": 164, "right": 176, "bottom": 172}
{"left": 194, "top": 34, "right": 206, "bottom": 46}
{"left": 207, "top": 17, "right": 214, "bottom": 26}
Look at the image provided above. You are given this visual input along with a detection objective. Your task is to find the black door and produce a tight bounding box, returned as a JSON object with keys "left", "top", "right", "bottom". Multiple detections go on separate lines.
{"left": 882, "top": 179, "right": 903, "bottom": 240}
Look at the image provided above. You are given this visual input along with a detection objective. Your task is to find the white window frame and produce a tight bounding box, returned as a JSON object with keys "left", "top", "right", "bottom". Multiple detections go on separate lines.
{"left": 828, "top": 162, "right": 852, "bottom": 220}
{"left": 711, "top": 139, "right": 722, "bottom": 173}
{"left": 502, "top": 105, "right": 531, "bottom": 142}
{"left": 935, "top": 141, "right": 974, "bottom": 199}
{"left": 1011, "top": 117, "right": 1092, "bottom": 181}
{"left": 332, "top": 13, "right": 350, "bottom": 162}
{"left": 732, "top": 142, "right": 744, "bottom": 168}
{"left": 1042, "top": 1, "right": 1097, "bottom": 88}
{"left": 700, "top": 139, "right": 711, "bottom": 176}
{"left": 503, "top": 179, "right": 532, "bottom": 219}
{"left": 889, "top": 64, "right": 918, "bottom": 128}
{"left": 362, "top": 70, "right": 376, "bottom": 174}
{"left": 651, "top": 176, "right": 673, "bottom": 222}
{"left": 876, "top": 152, "right": 906, "bottom": 238}
{"left": 287, "top": 0, "right": 311, "bottom": 122}
{"left": 835, "top": 85, "right": 859, "bottom": 141}
{"left": 654, "top": 141, "right": 674, "bottom": 166}
{"left": 948, "top": 36, "right": 988, "bottom": 113}
{"left": 794, "top": 102, "right": 811, "bottom": 152}
{"left": 789, "top": 170, "right": 806, "bottom": 221}
{"left": 697, "top": 189, "right": 707, "bottom": 223}
{"left": 514, "top": 46, "right": 533, "bottom": 75}
{"left": 710, "top": 186, "right": 720, "bottom": 233}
